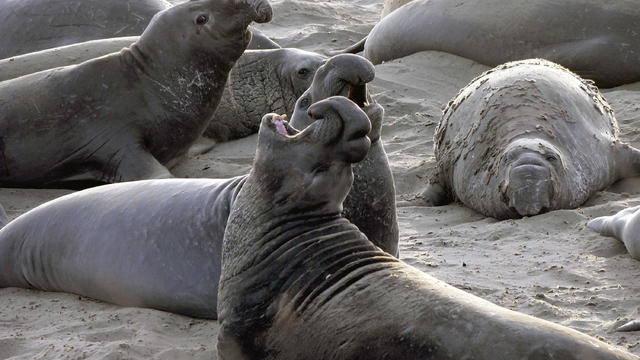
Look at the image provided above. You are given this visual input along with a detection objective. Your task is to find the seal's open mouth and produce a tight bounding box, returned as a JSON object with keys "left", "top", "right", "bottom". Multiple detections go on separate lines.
{"left": 338, "top": 83, "right": 367, "bottom": 108}
{"left": 270, "top": 114, "right": 298, "bottom": 136}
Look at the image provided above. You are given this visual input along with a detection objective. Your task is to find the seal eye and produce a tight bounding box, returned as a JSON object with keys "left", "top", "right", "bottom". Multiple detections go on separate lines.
{"left": 546, "top": 155, "right": 557, "bottom": 162}
{"left": 300, "top": 97, "right": 310, "bottom": 108}
{"left": 196, "top": 14, "right": 208, "bottom": 25}
{"left": 298, "top": 68, "right": 309, "bottom": 77}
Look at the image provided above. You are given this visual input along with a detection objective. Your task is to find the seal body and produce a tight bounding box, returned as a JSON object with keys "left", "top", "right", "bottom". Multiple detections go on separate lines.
{"left": 0, "top": 0, "right": 170, "bottom": 59}
{"left": 364, "top": 0, "right": 640, "bottom": 87}
{"left": 0, "top": 0, "right": 273, "bottom": 186}
{"left": 431, "top": 59, "right": 640, "bottom": 219}
{"left": 0, "top": 177, "right": 243, "bottom": 318}
{"left": 217, "top": 97, "right": 638, "bottom": 360}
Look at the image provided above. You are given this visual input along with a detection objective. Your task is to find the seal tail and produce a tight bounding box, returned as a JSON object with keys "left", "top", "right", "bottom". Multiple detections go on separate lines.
{"left": 328, "top": 36, "right": 367, "bottom": 56}
{"left": 0, "top": 204, "right": 8, "bottom": 229}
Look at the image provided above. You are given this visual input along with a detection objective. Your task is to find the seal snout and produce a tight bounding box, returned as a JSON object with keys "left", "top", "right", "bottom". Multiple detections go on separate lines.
{"left": 246, "top": 0, "right": 273, "bottom": 23}
{"left": 505, "top": 164, "right": 554, "bottom": 217}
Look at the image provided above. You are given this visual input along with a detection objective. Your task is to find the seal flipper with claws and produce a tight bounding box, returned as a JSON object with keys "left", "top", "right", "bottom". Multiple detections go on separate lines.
{"left": 218, "top": 96, "right": 638, "bottom": 360}
{"left": 0, "top": 0, "right": 273, "bottom": 187}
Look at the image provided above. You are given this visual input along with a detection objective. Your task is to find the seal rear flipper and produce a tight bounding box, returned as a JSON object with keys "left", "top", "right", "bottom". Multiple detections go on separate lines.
{"left": 419, "top": 182, "right": 450, "bottom": 206}
{"left": 329, "top": 36, "right": 367, "bottom": 56}
{"left": 0, "top": 204, "right": 8, "bottom": 229}
{"left": 614, "top": 142, "right": 640, "bottom": 179}
{"left": 618, "top": 320, "right": 640, "bottom": 332}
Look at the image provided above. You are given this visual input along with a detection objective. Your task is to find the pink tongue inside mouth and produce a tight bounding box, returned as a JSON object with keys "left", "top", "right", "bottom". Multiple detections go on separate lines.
{"left": 271, "top": 114, "right": 289, "bottom": 135}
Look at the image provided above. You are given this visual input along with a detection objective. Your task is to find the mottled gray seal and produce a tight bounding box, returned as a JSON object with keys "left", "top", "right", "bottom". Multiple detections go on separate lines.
{"left": 0, "top": 0, "right": 273, "bottom": 187}
{"left": 0, "top": 55, "right": 398, "bottom": 318}
{"left": 426, "top": 59, "right": 640, "bottom": 219}
{"left": 360, "top": 0, "right": 640, "bottom": 87}
{"left": 216, "top": 96, "right": 638, "bottom": 360}
{"left": 204, "top": 48, "right": 326, "bottom": 142}
{"left": 0, "top": 0, "right": 277, "bottom": 59}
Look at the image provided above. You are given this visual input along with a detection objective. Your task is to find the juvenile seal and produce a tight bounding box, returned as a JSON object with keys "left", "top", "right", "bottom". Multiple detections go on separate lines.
{"left": 360, "top": 0, "right": 640, "bottom": 87}
{"left": 216, "top": 96, "right": 638, "bottom": 360}
{"left": 0, "top": 56, "right": 397, "bottom": 319}
{"left": 0, "top": 0, "right": 273, "bottom": 187}
{"left": 0, "top": 0, "right": 277, "bottom": 59}
{"left": 426, "top": 59, "right": 640, "bottom": 219}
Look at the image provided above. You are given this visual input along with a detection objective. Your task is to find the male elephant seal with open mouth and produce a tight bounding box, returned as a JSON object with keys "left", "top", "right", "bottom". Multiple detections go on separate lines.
{"left": 425, "top": 59, "right": 640, "bottom": 219}
{"left": 358, "top": 0, "right": 640, "bottom": 88}
{"left": 0, "top": 55, "right": 398, "bottom": 318}
{"left": 216, "top": 96, "right": 638, "bottom": 359}
{"left": 0, "top": 0, "right": 273, "bottom": 187}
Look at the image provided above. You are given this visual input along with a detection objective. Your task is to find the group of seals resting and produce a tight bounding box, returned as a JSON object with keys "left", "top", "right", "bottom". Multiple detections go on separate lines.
{"left": 425, "top": 59, "right": 640, "bottom": 219}
{"left": 215, "top": 96, "right": 638, "bottom": 359}
{"left": 0, "top": 0, "right": 273, "bottom": 187}
{"left": 0, "top": 38, "right": 325, "bottom": 147}
{"left": 355, "top": 0, "right": 640, "bottom": 88}
{"left": 0, "top": 54, "right": 398, "bottom": 319}
{"left": 0, "top": 0, "right": 278, "bottom": 59}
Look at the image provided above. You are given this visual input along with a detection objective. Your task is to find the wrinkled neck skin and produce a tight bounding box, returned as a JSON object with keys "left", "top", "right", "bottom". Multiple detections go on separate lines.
{"left": 117, "top": 27, "right": 249, "bottom": 162}
{"left": 219, "top": 165, "right": 399, "bottom": 358}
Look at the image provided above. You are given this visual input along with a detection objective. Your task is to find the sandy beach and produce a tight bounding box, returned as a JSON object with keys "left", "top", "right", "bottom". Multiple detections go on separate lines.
{"left": 1, "top": 0, "right": 639, "bottom": 358}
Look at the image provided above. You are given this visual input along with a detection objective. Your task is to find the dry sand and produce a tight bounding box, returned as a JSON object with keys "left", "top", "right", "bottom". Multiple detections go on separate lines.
{"left": 1, "top": 0, "right": 639, "bottom": 358}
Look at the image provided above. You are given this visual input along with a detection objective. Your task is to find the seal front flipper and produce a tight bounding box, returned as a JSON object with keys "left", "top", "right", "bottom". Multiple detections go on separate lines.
{"left": 418, "top": 182, "right": 450, "bottom": 206}
{"left": 111, "top": 146, "right": 173, "bottom": 182}
{"left": 614, "top": 142, "right": 640, "bottom": 179}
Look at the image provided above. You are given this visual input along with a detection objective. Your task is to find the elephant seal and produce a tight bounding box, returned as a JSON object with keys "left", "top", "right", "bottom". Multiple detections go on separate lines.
{"left": 0, "top": 0, "right": 273, "bottom": 187}
{"left": 360, "top": 0, "right": 640, "bottom": 87}
{"left": 426, "top": 59, "right": 640, "bottom": 219}
{"left": 216, "top": 97, "right": 638, "bottom": 360}
{"left": 0, "top": 44, "right": 317, "bottom": 144}
{"left": 0, "top": 0, "right": 277, "bottom": 59}
{"left": 290, "top": 53, "right": 398, "bottom": 256}
{"left": 0, "top": 55, "right": 398, "bottom": 318}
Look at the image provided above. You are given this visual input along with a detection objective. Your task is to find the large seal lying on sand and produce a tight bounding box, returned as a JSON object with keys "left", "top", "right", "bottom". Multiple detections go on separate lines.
{"left": 0, "top": 42, "right": 320, "bottom": 144}
{"left": 426, "top": 59, "right": 640, "bottom": 219}
{"left": 216, "top": 97, "right": 638, "bottom": 360}
{"left": 0, "top": 54, "right": 398, "bottom": 318}
{"left": 360, "top": 0, "right": 640, "bottom": 87}
{"left": 0, "top": 0, "right": 276, "bottom": 59}
{"left": 0, "top": 0, "right": 273, "bottom": 187}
